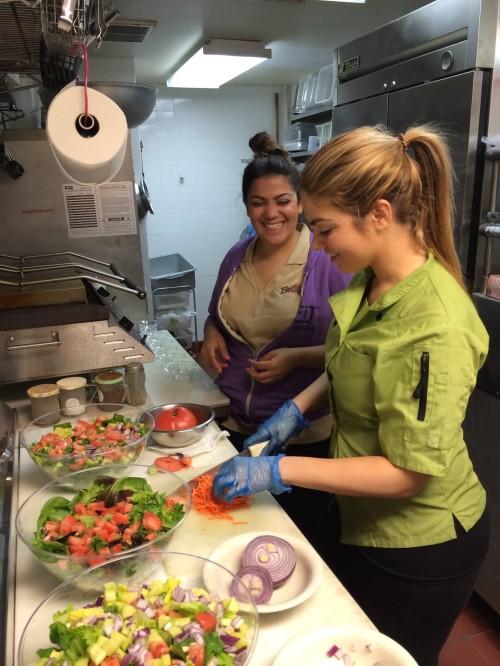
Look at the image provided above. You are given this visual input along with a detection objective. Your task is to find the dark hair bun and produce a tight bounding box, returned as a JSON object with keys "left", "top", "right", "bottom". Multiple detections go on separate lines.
{"left": 249, "top": 131, "right": 288, "bottom": 158}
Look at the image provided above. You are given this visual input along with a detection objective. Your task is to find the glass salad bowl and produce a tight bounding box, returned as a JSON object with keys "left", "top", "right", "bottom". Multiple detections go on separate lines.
{"left": 16, "top": 463, "right": 191, "bottom": 580}
{"left": 20, "top": 404, "right": 154, "bottom": 479}
{"left": 19, "top": 550, "right": 259, "bottom": 666}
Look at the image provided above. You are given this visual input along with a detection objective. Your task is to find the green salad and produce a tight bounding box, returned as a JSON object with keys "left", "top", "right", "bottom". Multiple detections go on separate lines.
{"left": 29, "top": 414, "right": 150, "bottom": 476}
{"left": 35, "top": 578, "right": 251, "bottom": 666}
{"left": 33, "top": 476, "right": 186, "bottom": 573}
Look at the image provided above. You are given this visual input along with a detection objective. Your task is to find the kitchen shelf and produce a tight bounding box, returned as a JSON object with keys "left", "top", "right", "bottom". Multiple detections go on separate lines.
{"left": 290, "top": 105, "right": 333, "bottom": 122}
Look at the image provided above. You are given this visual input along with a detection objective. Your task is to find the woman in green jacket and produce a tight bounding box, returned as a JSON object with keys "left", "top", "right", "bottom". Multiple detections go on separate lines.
{"left": 213, "top": 125, "right": 490, "bottom": 666}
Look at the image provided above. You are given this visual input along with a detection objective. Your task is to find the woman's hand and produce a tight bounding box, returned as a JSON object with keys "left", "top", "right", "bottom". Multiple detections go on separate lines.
{"left": 246, "top": 348, "right": 298, "bottom": 384}
{"left": 243, "top": 399, "right": 310, "bottom": 455}
{"left": 197, "top": 326, "right": 230, "bottom": 378}
{"left": 212, "top": 454, "right": 290, "bottom": 501}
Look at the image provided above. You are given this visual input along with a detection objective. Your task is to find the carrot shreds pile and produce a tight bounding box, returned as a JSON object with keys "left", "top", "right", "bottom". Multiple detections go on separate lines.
{"left": 192, "top": 473, "right": 252, "bottom": 523}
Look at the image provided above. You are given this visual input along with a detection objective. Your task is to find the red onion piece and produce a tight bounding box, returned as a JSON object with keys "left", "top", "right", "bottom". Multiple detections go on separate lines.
{"left": 241, "top": 535, "right": 296, "bottom": 588}
{"left": 326, "top": 643, "right": 340, "bottom": 657}
{"left": 230, "top": 565, "right": 273, "bottom": 604}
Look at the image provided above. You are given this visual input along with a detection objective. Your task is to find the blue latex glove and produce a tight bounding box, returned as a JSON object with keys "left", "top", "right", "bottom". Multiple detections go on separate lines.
{"left": 243, "top": 399, "right": 310, "bottom": 456}
{"left": 212, "top": 454, "right": 291, "bottom": 502}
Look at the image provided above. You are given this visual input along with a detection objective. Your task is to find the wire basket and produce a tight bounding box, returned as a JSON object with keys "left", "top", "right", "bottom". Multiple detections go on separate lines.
{"left": 41, "top": 0, "right": 88, "bottom": 54}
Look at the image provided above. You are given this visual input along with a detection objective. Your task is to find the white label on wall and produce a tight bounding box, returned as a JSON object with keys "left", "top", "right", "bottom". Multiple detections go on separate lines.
{"left": 63, "top": 182, "right": 137, "bottom": 238}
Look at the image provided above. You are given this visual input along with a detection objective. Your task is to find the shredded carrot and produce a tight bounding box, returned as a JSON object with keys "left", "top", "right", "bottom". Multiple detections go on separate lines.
{"left": 192, "top": 474, "right": 252, "bottom": 523}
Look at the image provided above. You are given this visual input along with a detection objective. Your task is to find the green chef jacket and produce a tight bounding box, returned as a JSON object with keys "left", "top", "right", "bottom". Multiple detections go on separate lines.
{"left": 326, "top": 254, "right": 488, "bottom": 548}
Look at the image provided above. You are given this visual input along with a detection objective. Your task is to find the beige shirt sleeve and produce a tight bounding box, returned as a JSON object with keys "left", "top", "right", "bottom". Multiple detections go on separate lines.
{"left": 220, "top": 225, "right": 310, "bottom": 351}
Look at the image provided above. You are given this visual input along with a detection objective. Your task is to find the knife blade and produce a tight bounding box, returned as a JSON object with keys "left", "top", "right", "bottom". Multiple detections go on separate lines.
{"left": 192, "top": 440, "right": 269, "bottom": 481}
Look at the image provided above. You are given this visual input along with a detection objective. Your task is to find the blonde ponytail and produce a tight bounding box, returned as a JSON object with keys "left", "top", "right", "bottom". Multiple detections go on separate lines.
{"left": 301, "top": 124, "right": 465, "bottom": 288}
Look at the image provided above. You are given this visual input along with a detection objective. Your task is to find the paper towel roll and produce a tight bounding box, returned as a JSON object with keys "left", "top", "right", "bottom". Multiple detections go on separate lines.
{"left": 46, "top": 85, "right": 128, "bottom": 185}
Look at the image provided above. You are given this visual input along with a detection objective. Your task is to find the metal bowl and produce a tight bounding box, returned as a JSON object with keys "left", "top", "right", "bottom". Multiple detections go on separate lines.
{"left": 147, "top": 403, "right": 215, "bottom": 449}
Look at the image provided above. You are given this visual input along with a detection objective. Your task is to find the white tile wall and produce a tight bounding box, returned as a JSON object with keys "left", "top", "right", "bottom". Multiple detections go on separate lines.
{"left": 141, "top": 85, "right": 284, "bottom": 336}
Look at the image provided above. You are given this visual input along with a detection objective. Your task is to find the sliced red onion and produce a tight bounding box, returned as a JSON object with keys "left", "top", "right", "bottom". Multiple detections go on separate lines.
{"left": 241, "top": 535, "right": 296, "bottom": 588}
{"left": 172, "top": 585, "right": 185, "bottom": 602}
{"left": 230, "top": 565, "right": 273, "bottom": 604}
{"left": 326, "top": 643, "right": 340, "bottom": 657}
{"left": 133, "top": 627, "right": 150, "bottom": 640}
{"left": 135, "top": 596, "right": 149, "bottom": 610}
{"left": 220, "top": 633, "right": 240, "bottom": 647}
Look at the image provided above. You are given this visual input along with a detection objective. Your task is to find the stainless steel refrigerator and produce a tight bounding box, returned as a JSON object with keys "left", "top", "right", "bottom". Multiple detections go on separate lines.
{"left": 333, "top": 0, "right": 500, "bottom": 613}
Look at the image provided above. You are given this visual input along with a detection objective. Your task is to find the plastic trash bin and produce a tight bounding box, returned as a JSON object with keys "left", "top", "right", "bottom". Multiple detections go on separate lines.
{"left": 149, "top": 254, "right": 198, "bottom": 347}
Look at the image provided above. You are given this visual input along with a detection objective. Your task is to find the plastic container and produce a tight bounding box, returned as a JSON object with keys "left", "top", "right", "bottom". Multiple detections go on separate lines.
{"left": 149, "top": 253, "right": 196, "bottom": 291}
{"left": 315, "top": 63, "right": 335, "bottom": 106}
{"left": 284, "top": 122, "right": 317, "bottom": 152}
{"left": 303, "top": 72, "right": 319, "bottom": 110}
{"left": 26, "top": 384, "right": 60, "bottom": 425}
{"left": 316, "top": 120, "right": 333, "bottom": 147}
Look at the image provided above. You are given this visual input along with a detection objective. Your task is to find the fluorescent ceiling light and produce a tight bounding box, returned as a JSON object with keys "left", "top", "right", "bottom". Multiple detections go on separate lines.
{"left": 167, "top": 39, "right": 272, "bottom": 88}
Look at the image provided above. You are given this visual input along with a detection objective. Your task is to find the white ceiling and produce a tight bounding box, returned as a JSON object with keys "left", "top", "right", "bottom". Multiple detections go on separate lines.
{"left": 93, "top": 0, "right": 432, "bottom": 87}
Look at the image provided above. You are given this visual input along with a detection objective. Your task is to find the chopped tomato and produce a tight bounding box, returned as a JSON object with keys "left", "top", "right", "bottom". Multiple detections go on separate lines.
{"left": 154, "top": 455, "right": 192, "bottom": 472}
{"left": 101, "top": 657, "right": 120, "bottom": 666}
{"left": 195, "top": 610, "right": 217, "bottom": 632}
{"left": 187, "top": 643, "right": 204, "bottom": 666}
{"left": 150, "top": 642, "right": 169, "bottom": 658}
{"left": 142, "top": 511, "right": 162, "bottom": 532}
{"left": 112, "top": 512, "right": 129, "bottom": 526}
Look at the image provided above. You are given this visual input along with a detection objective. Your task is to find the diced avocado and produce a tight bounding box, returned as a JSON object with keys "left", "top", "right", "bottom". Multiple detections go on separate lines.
{"left": 172, "top": 616, "right": 191, "bottom": 627}
{"left": 224, "top": 597, "right": 239, "bottom": 613}
{"left": 110, "top": 630, "right": 127, "bottom": 649}
{"left": 104, "top": 582, "right": 117, "bottom": 603}
{"left": 99, "top": 636, "right": 121, "bottom": 656}
{"left": 149, "top": 580, "right": 164, "bottom": 597}
{"left": 87, "top": 644, "right": 107, "bottom": 665}
{"left": 166, "top": 624, "right": 182, "bottom": 638}
{"left": 68, "top": 607, "right": 104, "bottom": 622}
{"left": 120, "top": 591, "right": 137, "bottom": 604}
{"left": 148, "top": 629, "right": 164, "bottom": 645}
{"left": 121, "top": 603, "right": 136, "bottom": 619}
{"left": 191, "top": 586, "right": 209, "bottom": 597}
{"left": 49, "top": 650, "right": 64, "bottom": 659}
{"left": 54, "top": 426, "right": 72, "bottom": 437}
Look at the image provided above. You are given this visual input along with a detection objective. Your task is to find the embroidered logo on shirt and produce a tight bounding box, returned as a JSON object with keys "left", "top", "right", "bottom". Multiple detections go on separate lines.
{"left": 293, "top": 305, "right": 316, "bottom": 329}
{"left": 280, "top": 284, "right": 301, "bottom": 295}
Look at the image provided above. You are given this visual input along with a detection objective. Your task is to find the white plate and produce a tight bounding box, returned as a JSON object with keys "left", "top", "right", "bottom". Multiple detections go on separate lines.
{"left": 273, "top": 625, "right": 418, "bottom": 666}
{"left": 204, "top": 530, "right": 322, "bottom": 614}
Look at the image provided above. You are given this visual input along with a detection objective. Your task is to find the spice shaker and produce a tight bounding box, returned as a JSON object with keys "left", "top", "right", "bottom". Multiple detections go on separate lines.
{"left": 125, "top": 363, "right": 147, "bottom": 405}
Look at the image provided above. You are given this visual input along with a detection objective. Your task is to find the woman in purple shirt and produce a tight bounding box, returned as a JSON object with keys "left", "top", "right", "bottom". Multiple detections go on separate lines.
{"left": 198, "top": 132, "right": 349, "bottom": 547}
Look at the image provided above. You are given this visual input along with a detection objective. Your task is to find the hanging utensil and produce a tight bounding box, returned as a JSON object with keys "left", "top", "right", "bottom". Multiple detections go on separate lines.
{"left": 138, "top": 139, "right": 154, "bottom": 217}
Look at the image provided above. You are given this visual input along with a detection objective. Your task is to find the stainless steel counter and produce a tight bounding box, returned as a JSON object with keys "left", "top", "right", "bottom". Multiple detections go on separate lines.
{"left": 4, "top": 333, "right": 374, "bottom": 665}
